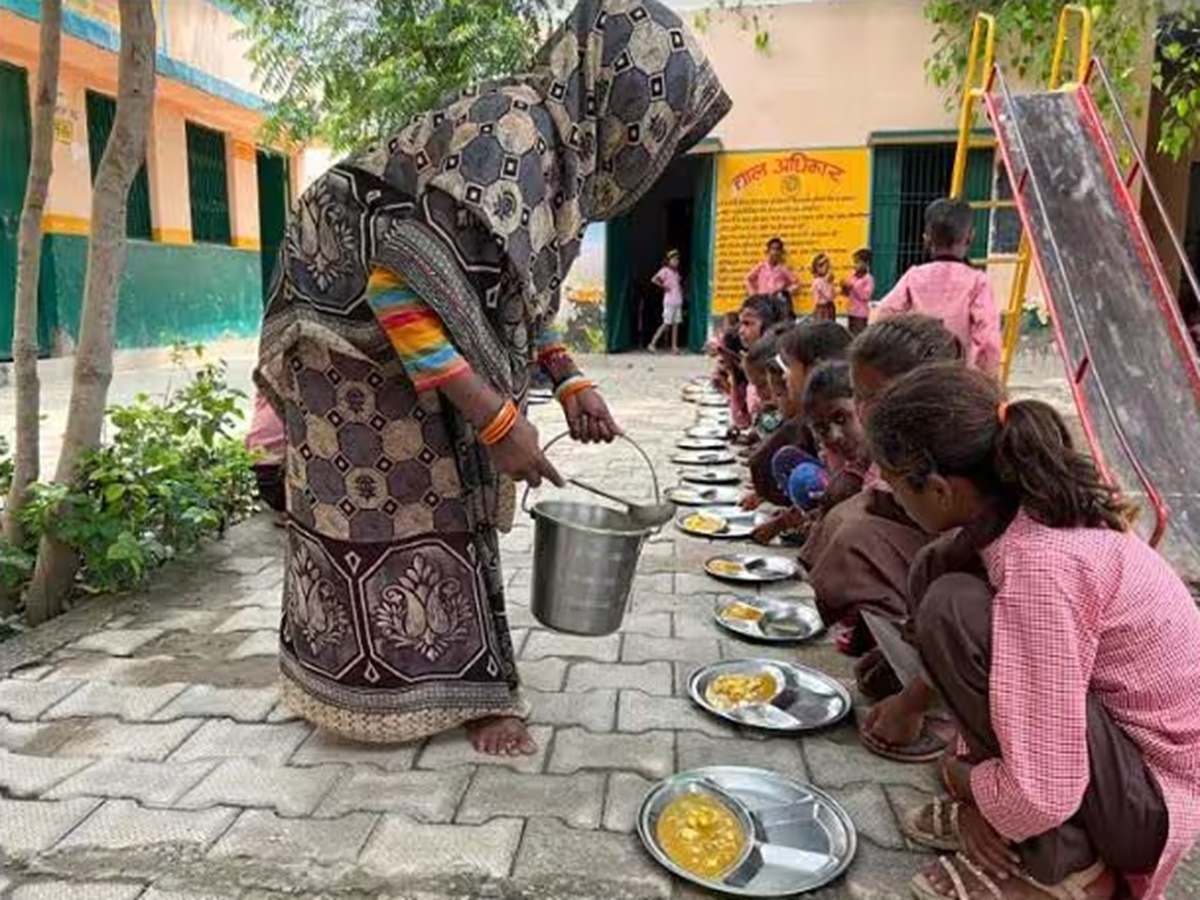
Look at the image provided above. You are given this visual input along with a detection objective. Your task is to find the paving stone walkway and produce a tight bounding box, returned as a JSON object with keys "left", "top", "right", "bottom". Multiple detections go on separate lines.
{"left": 0, "top": 352, "right": 1195, "bottom": 899}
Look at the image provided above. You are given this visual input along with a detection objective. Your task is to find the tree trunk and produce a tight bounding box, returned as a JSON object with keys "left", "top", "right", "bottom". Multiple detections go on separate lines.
{"left": 24, "top": 0, "right": 156, "bottom": 626}
{"left": 1, "top": 0, "right": 62, "bottom": 615}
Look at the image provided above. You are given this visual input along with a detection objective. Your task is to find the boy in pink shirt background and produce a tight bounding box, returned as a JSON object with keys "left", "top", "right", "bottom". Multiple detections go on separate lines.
{"left": 648, "top": 249, "right": 684, "bottom": 353}
{"left": 842, "top": 247, "right": 875, "bottom": 335}
{"left": 745, "top": 236, "right": 800, "bottom": 309}
{"left": 874, "top": 199, "right": 1002, "bottom": 374}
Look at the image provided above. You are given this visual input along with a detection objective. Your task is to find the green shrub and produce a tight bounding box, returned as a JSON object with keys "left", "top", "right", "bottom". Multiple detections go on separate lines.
{"left": 2, "top": 346, "right": 260, "bottom": 601}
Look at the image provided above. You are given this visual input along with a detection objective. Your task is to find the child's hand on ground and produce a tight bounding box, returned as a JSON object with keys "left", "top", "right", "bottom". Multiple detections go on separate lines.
{"left": 863, "top": 694, "right": 924, "bottom": 748}
{"left": 750, "top": 520, "right": 780, "bottom": 546}
{"left": 740, "top": 492, "right": 762, "bottom": 511}
{"left": 958, "top": 805, "right": 1021, "bottom": 880}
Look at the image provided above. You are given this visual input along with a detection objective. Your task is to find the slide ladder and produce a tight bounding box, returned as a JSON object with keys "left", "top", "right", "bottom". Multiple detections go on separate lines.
{"left": 952, "top": 7, "right": 1200, "bottom": 581}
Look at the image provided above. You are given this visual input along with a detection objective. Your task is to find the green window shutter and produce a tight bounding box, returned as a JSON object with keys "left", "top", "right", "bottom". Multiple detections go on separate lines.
{"left": 85, "top": 90, "right": 152, "bottom": 240}
{"left": 869, "top": 145, "right": 903, "bottom": 295}
{"left": 964, "top": 147, "right": 995, "bottom": 263}
{"left": 186, "top": 122, "right": 231, "bottom": 245}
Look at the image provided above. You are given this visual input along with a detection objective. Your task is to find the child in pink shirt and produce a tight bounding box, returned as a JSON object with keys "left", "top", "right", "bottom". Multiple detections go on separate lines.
{"left": 246, "top": 392, "right": 286, "bottom": 519}
{"left": 745, "top": 236, "right": 799, "bottom": 302}
{"left": 811, "top": 253, "right": 836, "bottom": 321}
{"left": 874, "top": 199, "right": 1001, "bottom": 374}
{"left": 648, "top": 249, "right": 684, "bottom": 353}
{"left": 842, "top": 247, "right": 874, "bottom": 335}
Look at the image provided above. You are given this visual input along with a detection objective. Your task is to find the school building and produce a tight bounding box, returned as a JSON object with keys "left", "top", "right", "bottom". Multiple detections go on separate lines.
{"left": 562, "top": 0, "right": 1200, "bottom": 353}
{"left": 0, "top": 0, "right": 321, "bottom": 358}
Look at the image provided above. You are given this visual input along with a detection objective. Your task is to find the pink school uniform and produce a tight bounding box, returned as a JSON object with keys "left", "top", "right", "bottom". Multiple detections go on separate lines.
{"left": 846, "top": 272, "right": 875, "bottom": 320}
{"left": 976, "top": 512, "right": 1200, "bottom": 898}
{"left": 874, "top": 260, "right": 1002, "bottom": 374}
{"left": 246, "top": 393, "right": 285, "bottom": 463}
{"left": 746, "top": 261, "right": 797, "bottom": 296}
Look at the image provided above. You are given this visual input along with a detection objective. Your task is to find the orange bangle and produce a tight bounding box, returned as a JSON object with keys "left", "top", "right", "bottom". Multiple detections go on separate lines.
{"left": 557, "top": 378, "right": 595, "bottom": 404}
{"left": 479, "top": 400, "right": 517, "bottom": 446}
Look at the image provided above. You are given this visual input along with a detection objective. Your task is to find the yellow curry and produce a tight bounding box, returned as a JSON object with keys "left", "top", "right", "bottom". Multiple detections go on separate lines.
{"left": 705, "top": 672, "right": 779, "bottom": 711}
{"left": 707, "top": 559, "right": 743, "bottom": 577}
{"left": 684, "top": 512, "right": 727, "bottom": 535}
{"left": 722, "top": 602, "right": 763, "bottom": 623}
{"left": 656, "top": 792, "right": 747, "bottom": 879}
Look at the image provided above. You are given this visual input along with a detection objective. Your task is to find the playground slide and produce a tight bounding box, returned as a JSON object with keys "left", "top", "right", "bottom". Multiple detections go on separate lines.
{"left": 988, "top": 84, "right": 1200, "bottom": 582}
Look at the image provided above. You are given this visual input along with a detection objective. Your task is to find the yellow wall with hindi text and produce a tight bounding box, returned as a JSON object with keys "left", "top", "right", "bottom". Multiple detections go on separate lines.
{"left": 712, "top": 148, "right": 871, "bottom": 315}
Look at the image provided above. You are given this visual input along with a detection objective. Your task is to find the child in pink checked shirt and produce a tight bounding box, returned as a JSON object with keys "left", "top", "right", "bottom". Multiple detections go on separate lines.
{"left": 874, "top": 199, "right": 1001, "bottom": 375}
{"left": 841, "top": 247, "right": 874, "bottom": 335}
{"left": 865, "top": 364, "right": 1200, "bottom": 900}
{"left": 246, "top": 392, "right": 287, "bottom": 522}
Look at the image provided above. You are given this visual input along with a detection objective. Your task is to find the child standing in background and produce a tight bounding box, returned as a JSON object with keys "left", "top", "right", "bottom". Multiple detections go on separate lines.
{"left": 811, "top": 253, "right": 836, "bottom": 322}
{"left": 245, "top": 392, "right": 287, "bottom": 524}
{"left": 842, "top": 248, "right": 874, "bottom": 335}
{"left": 648, "top": 249, "right": 684, "bottom": 354}
{"left": 873, "top": 199, "right": 1001, "bottom": 374}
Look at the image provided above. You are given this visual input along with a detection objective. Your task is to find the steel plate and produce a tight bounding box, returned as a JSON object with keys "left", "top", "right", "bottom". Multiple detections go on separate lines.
{"left": 638, "top": 765, "right": 857, "bottom": 896}
{"left": 686, "top": 425, "right": 728, "bottom": 440}
{"left": 673, "top": 450, "right": 737, "bottom": 466}
{"left": 682, "top": 468, "right": 742, "bottom": 486}
{"left": 704, "top": 553, "right": 798, "bottom": 584}
{"left": 665, "top": 485, "right": 743, "bottom": 506}
{"left": 714, "top": 597, "right": 825, "bottom": 643}
{"left": 677, "top": 437, "right": 728, "bottom": 451}
{"left": 687, "top": 660, "right": 852, "bottom": 733}
{"left": 675, "top": 507, "right": 767, "bottom": 539}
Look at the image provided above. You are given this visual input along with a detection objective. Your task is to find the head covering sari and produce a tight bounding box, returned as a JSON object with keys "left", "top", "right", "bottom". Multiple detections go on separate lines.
{"left": 256, "top": 0, "right": 729, "bottom": 743}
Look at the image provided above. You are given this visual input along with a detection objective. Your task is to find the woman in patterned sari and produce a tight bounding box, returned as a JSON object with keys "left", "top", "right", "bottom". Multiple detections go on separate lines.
{"left": 255, "top": 0, "right": 730, "bottom": 755}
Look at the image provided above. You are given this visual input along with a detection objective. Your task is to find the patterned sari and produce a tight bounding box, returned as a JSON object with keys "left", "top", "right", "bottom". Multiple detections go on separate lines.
{"left": 255, "top": 0, "right": 730, "bottom": 742}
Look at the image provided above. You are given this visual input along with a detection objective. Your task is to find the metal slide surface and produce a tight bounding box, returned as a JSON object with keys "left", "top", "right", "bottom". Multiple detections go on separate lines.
{"left": 988, "top": 86, "right": 1200, "bottom": 580}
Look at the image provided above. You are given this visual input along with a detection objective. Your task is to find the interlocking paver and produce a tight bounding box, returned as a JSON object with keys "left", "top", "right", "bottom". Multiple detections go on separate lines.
{"left": 39, "top": 655, "right": 147, "bottom": 683}
{"left": 11, "top": 882, "right": 146, "bottom": 900}
{"left": 0, "top": 679, "right": 82, "bottom": 720}
{"left": 513, "top": 818, "right": 671, "bottom": 896}
{"left": 0, "top": 797, "right": 100, "bottom": 855}
{"left": 457, "top": 769, "right": 605, "bottom": 828}
{"left": 175, "top": 758, "right": 341, "bottom": 816}
{"left": 548, "top": 727, "right": 673, "bottom": 779}
{"left": 621, "top": 634, "right": 720, "bottom": 664}
{"left": 141, "top": 889, "right": 233, "bottom": 900}
{"left": 804, "top": 735, "right": 940, "bottom": 792}
{"left": 45, "top": 758, "right": 215, "bottom": 806}
{"left": 70, "top": 628, "right": 163, "bottom": 656}
{"left": 602, "top": 771, "right": 654, "bottom": 833}
{"left": 525, "top": 688, "right": 616, "bottom": 731}
{"left": 827, "top": 782, "right": 907, "bottom": 850}
{"left": 208, "top": 808, "right": 377, "bottom": 863}
{"left": 564, "top": 661, "right": 673, "bottom": 695}
{"left": 225, "top": 631, "right": 278, "bottom": 659}
{"left": 288, "top": 729, "right": 418, "bottom": 770}
{"left": 42, "top": 681, "right": 187, "bottom": 722}
{"left": 521, "top": 630, "right": 621, "bottom": 662}
{"left": 676, "top": 732, "right": 809, "bottom": 780}
{"left": 212, "top": 606, "right": 280, "bottom": 633}
{"left": 169, "top": 719, "right": 312, "bottom": 764}
{"left": 0, "top": 716, "right": 48, "bottom": 750}
{"left": 315, "top": 768, "right": 469, "bottom": 820}
{"left": 417, "top": 725, "right": 551, "bottom": 775}
{"left": 359, "top": 817, "right": 523, "bottom": 879}
{"left": 56, "top": 719, "right": 202, "bottom": 762}
{"left": 515, "top": 658, "right": 567, "bottom": 691}
{"left": 152, "top": 685, "right": 278, "bottom": 723}
{"left": 617, "top": 690, "right": 735, "bottom": 737}
{"left": 55, "top": 799, "right": 237, "bottom": 852}
{"left": 0, "top": 749, "right": 90, "bottom": 796}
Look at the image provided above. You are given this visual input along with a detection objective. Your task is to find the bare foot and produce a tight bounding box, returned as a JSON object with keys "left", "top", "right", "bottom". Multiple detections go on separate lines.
{"left": 466, "top": 716, "right": 537, "bottom": 756}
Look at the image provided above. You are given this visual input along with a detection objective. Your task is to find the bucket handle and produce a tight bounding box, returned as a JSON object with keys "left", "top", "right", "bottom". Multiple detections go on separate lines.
{"left": 521, "top": 431, "right": 661, "bottom": 516}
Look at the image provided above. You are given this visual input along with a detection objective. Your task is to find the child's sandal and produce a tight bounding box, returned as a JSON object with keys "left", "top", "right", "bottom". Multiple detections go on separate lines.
{"left": 901, "top": 796, "right": 962, "bottom": 851}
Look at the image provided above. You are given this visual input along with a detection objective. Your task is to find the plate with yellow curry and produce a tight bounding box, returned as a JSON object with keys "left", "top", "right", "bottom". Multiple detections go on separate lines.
{"left": 686, "top": 659, "right": 851, "bottom": 733}
{"left": 713, "top": 597, "right": 824, "bottom": 643}
{"left": 703, "top": 553, "right": 799, "bottom": 584}
{"left": 675, "top": 507, "right": 765, "bottom": 539}
{"left": 638, "top": 766, "right": 857, "bottom": 896}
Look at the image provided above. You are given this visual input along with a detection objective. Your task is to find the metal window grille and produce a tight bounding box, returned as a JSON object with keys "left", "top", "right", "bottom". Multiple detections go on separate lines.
{"left": 85, "top": 90, "right": 153, "bottom": 240}
{"left": 185, "top": 121, "right": 231, "bottom": 245}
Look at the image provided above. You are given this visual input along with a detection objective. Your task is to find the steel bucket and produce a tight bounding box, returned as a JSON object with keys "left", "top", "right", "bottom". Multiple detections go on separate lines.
{"left": 523, "top": 433, "right": 661, "bottom": 636}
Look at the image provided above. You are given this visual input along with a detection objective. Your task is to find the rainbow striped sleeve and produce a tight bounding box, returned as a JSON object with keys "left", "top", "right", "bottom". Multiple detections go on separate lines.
{"left": 533, "top": 320, "right": 580, "bottom": 386}
{"left": 367, "top": 268, "right": 471, "bottom": 391}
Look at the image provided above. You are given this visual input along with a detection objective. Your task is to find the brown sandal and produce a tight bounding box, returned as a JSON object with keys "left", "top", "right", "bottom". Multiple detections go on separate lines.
{"left": 911, "top": 856, "right": 1112, "bottom": 900}
{"left": 901, "top": 796, "right": 961, "bottom": 851}
{"left": 860, "top": 717, "right": 954, "bottom": 763}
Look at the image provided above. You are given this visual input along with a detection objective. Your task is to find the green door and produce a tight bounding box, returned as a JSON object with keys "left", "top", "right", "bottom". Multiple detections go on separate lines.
{"left": 0, "top": 62, "right": 32, "bottom": 360}
{"left": 255, "top": 149, "right": 289, "bottom": 304}
{"left": 85, "top": 90, "right": 152, "bottom": 239}
{"left": 686, "top": 155, "right": 715, "bottom": 353}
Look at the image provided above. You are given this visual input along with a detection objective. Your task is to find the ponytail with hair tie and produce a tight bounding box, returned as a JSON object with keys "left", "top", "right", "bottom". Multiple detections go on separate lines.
{"left": 997, "top": 401, "right": 1009, "bottom": 425}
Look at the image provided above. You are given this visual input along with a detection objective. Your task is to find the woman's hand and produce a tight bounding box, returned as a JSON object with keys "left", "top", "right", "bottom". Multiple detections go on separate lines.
{"left": 486, "top": 415, "right": 563, "bottom": 488}
{"left": 562, "top": 388, "right": 621, "bottom": 443}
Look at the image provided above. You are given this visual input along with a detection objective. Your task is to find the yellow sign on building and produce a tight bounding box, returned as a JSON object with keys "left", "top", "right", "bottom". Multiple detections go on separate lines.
{"left": 712, "top": 148, "right": 870, "bottom": 314}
